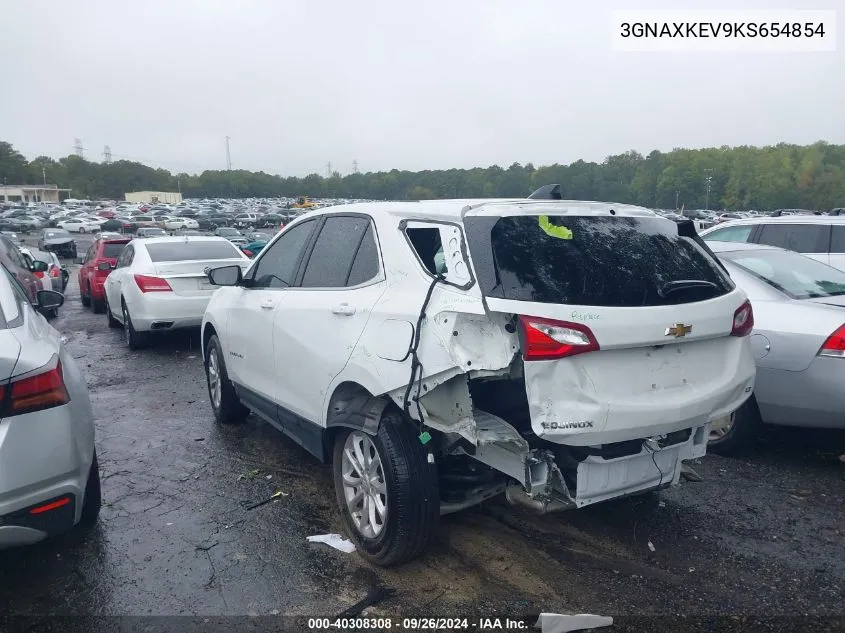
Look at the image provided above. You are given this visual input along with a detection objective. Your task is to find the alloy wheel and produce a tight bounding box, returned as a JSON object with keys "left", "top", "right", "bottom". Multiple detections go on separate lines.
{"left": 207, "top": 348, "right": 222, "bottom": 410}
{"left": 341, "top": 431, "right": 388, "bottom": 539}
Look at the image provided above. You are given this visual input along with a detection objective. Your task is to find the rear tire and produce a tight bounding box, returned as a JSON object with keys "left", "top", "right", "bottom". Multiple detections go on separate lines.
{"left": 122, "top": 301, "right": 147, "bottom": 350}
{"left": 92, "top": 297, "right": 105, "bottom": 314}
{"left": 80, "top": 284, "right": 91, "bottom": 307}
{"left": 77, "top": 450, "right": 102, "bottom": 529}
{"left": 332, "top": 409, "right": 439, "bottom": 566}
{"left": 204, "top": 334, "right": 249, "bottom": 424}
{"left": 708, "top": 395, "right": 761, "bottom": 456}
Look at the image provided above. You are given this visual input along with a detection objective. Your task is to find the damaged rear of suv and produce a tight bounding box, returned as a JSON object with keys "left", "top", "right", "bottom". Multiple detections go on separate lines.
{"left": 201, "top": 192, "right": 756, "bottom": 566}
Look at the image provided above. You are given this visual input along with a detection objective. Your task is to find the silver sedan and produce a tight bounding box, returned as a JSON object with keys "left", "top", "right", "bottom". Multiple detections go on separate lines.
{"left": 0, "top": 265, "right": 100, "bottom": 547}
{"left": 707, "top": 241, "right": 845, "bottom": 454}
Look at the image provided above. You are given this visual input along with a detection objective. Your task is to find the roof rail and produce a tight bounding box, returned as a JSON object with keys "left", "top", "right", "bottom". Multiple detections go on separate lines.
{"left": 527, "top": 184, "right": 562, "bottom": 200}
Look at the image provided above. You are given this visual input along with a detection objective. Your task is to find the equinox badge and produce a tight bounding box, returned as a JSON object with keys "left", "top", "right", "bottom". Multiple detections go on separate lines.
{"left": 665, "top": 323, "right": 692, "bottom": 338}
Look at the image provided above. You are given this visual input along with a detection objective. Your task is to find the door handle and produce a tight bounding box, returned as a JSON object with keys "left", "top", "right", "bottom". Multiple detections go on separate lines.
{"left": 331, "top": 303, "right": 356, "bottom": 316}
{"left": 260, "top": 298, "right": 276, "bottom": 309}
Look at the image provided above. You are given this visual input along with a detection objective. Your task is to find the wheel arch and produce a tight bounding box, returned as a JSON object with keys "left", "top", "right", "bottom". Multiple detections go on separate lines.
{"left": 322, "top": 381, "right": 391, "bottom": 464}
{"left": 201, "top": 321, "right": 217, "bottom": 360}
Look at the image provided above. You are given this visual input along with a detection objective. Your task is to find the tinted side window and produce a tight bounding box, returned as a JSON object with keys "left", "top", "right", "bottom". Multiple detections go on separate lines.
{"left": 703, "top": 225, "right": 753, "bottom": 243}
{"left": 831, "top": 226, "right": 845, "bottom": 254}
{"left": 756, "top": 224, "right": 826, "bottom": 253}
{"left": 300, "top": 216, "right": 370, "bottom": 288}
{"left": 251, "top": 220, "right": 316, "bottom": 288}
{"left": 346, "top": 224, "right": 380, "bottom": 286}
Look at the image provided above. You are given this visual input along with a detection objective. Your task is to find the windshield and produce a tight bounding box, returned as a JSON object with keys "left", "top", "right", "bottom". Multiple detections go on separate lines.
{"left": 468, "top": 215, "right": 733, "bottom": 307}
{"left": 720, "top": 248, "right": 845, "bottom": 299}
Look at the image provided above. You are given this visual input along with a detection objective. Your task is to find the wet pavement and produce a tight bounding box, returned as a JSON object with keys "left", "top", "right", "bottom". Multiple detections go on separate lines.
{"left": 2, "top": 260, "right": 844, "bottom": 625}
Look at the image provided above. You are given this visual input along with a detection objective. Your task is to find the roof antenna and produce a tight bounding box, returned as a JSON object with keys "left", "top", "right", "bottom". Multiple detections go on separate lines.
{"left": 527, "top": 184, "right": 562, "bottom": 200}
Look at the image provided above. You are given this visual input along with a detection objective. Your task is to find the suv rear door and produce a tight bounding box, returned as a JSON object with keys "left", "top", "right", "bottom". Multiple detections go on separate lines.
{"left": 273, "top": 214, "right": 386, "bottom": 425}
{"left": 464, "top": 207, "right": 754, "bottom": 445}
{"left": 751, "top": 222, "right": 830, "bottom": 266}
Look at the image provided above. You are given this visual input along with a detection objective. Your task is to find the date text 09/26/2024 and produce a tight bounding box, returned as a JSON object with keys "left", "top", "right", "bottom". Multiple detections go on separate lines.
{"left": 308, "top": 617, "right": 531, "bottom": 630}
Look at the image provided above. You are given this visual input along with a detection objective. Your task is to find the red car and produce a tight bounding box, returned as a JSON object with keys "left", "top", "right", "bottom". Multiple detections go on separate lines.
{"left": 78, "top": 237, "right": 130, "bottom": 313}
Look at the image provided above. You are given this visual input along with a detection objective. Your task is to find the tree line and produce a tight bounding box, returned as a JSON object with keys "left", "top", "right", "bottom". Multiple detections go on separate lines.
{"left": 2, "top": 140, "right": 843, "bottom": 211}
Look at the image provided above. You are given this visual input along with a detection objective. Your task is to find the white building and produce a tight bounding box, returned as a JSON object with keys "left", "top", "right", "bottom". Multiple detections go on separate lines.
{"left": 1, "top": 184, "right": 71, "bottom": 203}
{"left": 125, "top": 191, "right": 183, "bottom": 204}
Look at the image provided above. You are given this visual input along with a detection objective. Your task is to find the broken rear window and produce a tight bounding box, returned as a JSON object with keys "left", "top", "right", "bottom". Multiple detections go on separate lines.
{"left": 476, "top": 215, "right": 733, "bottom": 307}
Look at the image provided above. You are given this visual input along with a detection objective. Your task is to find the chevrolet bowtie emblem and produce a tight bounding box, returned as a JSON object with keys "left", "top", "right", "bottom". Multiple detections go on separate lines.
{"left": 665, "top": 323, "right": 692, "bottom": 338}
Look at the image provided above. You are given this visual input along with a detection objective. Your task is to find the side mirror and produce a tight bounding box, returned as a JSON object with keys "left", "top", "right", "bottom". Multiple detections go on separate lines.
{"left": 208, "top": 265, "right": 243, "bottom": 286}
{"left": 36, "top": 290, "right": 64, "bottom": 309}
{"left": 29, "top": 259, "right": 49, "bottom": 273}
{"left": 97, "top": 261, "right": 113, "bottom": 271}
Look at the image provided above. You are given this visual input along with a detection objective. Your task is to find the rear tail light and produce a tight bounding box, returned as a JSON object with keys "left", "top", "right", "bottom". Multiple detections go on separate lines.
{"left": 819, "top": 324, "right": 845, "bottom": 358}
{"left": 0, "top": 358, "right": 70, "bottom": 417}
{"left": 133, "top": 274, "right": 172, "bottom": 293}
{"left": 518, "top": 316, "right": 599, "bottom": 361}
{"left": 33, "top": 271, "right": 45, "bottom": 279}
{"left": 50, "top": 267, "right": 60, "bottom": 278}
{"left": 731, "top": 300, "right": 754, "bottom": 337}
{"left": 243, "top": 249, "right": 253, "bottom": 257}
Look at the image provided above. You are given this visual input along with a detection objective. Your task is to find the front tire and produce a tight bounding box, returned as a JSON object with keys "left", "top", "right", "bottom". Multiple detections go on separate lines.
{"left": 708, "top": 395, "right": 762, "bottom": 456}
{"left": 78, "top": 228, "right": 86, "bottom": 234}
{"left": 105, "top": 295, "right": 121, "bottom": 328}
{"left": 332, "top": 409, "right": 439, "bottom": 566}
{"left": 122, "top": 301, "right": 147, "bottom": 350}
{"left": 204, "top": 334, "right": 249, "bottom": 424}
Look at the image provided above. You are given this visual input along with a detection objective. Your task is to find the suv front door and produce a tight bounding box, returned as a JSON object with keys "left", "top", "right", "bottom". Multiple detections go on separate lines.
{"left": 274, "top": 215, "right": 385, "bottom": 426}
{"left": 224, "top": 219, "right": 318, "bottom": 414}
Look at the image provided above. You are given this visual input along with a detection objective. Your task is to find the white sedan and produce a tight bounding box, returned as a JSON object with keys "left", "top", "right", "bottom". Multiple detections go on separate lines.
{"left": 163, "top": 217, "right": 200, "bottom": 231}
{"left": 103, "top": 236, "right": 250, "bottom": 349}
{"left": 57, "top": 218, "right": 102, "bottom": 233}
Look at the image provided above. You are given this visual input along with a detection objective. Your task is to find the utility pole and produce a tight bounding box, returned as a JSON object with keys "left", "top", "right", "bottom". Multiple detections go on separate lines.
{"left": 177, "top": 177, "right": 182, "bottom": 194}
{"left": 704, "top": 169, "right": 714, "bottom": 211}
{"left": 74, "top": 138, "right": 84, "bottom": 159}
{"left": 225, "top": 136, "right": 232, "bottom": 171}
{"left": 326, "top": 162, "right": 332, "bottom": 178}
{"left": 675, "top": 190, "right": 679, "bottom": 211}
{"left": 42, "top": 167, "right": 47, "bottom": 185}
{"left": 103, "top": 145, "right": 112, "bottom": 164}
{"left": 352, "top": 159, "right": 359, "bottom": 174}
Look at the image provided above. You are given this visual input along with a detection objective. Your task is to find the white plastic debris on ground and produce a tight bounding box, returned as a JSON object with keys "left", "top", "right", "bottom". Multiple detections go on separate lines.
{"left": 535, "top": 614, "right": 613, "bottom": 632}
{"left": 306, "top": 533, "right": 356, "bottom": 553}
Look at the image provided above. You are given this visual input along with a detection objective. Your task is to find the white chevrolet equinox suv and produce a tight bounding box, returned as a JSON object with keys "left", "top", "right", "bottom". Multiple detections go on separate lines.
{"left": 201, "top": 190, "right": 756, "bottom": 566}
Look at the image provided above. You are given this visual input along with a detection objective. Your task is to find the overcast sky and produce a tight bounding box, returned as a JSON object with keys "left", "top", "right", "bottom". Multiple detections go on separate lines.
{"left": 1, "top": 0, "right": 841, "bottom": 176}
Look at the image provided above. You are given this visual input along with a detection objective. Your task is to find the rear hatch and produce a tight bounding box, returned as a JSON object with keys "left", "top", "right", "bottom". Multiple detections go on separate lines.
{"left": 146, "top": 240, "right": 248, "bottom": 297}
{"left": 96, "top": 241, "right": 129, "bottom": 277}
{"left": 464, "top": 205, "right": 756, "bottom": 446}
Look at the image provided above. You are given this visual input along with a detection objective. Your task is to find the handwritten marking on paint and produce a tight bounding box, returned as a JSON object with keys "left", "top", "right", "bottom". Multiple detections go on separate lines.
{"left": 571, "top": 310, "right": 601, "bottom": 321}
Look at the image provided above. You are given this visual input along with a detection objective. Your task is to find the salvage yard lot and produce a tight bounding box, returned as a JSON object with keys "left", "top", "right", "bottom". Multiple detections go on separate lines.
{"left": 1, "top": 271, "right": 844, "bottom": 623}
